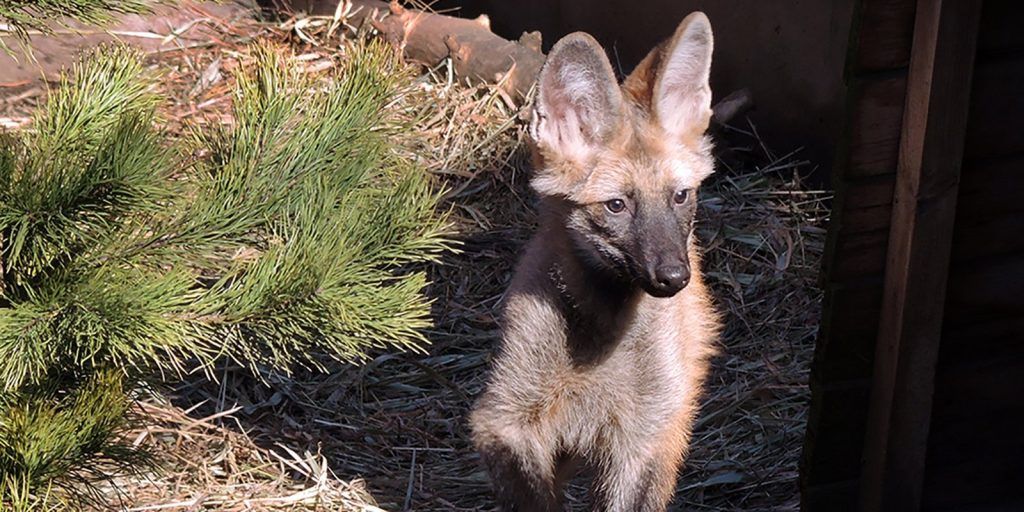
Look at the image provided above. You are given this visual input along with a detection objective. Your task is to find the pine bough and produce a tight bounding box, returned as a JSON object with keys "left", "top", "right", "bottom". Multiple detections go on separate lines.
{"left": 0, "top": 43, "right": 451, "bottom": 509}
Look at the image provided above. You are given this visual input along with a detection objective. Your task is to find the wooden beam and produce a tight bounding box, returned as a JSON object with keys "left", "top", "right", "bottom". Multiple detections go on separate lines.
{"left": 859, "top": 1, "right": 982, "bottom": 510}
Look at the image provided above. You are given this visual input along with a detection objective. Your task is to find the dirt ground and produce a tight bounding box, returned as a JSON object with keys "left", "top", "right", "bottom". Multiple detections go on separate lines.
{"left": 0, "top": 1, "right": 255, "bottom": 84}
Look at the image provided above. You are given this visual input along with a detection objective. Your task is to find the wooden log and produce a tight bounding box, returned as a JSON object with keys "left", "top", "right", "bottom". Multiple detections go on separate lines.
{"left": 858, "top": 1, "right": 983, "bottom": 510}
{"left": 344, "top": 0, "right": 750, "bottom": 124}
{"left": 346, "top": 0, "right": 544, "bottom": 103}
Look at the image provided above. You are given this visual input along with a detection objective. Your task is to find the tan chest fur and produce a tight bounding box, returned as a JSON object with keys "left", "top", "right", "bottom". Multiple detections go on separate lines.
{"left": 479, "top": 245, "right": 717, "bottom": 457}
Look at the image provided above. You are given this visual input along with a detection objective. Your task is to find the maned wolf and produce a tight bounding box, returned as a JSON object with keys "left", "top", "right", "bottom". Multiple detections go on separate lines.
{"left": 469, "top": 12, "right": 721, "bottom": 512}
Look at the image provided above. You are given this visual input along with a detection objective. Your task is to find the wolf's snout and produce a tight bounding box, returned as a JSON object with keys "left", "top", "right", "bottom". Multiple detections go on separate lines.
{"left": 651, "top": 263, "right": 690, "bottom": 296}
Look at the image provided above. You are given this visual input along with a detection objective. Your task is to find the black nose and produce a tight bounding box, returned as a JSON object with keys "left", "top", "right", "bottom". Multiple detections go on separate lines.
{"left": 654, "top": 264, "right": 690, "bottom": 294}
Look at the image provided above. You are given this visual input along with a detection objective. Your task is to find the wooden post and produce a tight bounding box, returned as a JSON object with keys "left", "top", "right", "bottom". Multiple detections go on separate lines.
{"left": 859, "top": 0, "right": 982, "bottom": 510}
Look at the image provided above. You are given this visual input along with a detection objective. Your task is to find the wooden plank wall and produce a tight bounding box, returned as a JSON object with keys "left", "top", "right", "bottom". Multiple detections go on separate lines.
{"left": 859, "top": 0, "right": 981, "bottom": 509}
{"left": 921, "top": 0, "right": 1024, "bottom": 509}
{"left": 804, "top": 0, "right": 1024, "bottom": 510}
{"left": 800, "top": 0, "right": 916, "bottom": 508}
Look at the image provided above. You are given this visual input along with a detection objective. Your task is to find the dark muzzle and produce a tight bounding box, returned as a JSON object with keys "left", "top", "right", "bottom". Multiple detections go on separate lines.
{"left": 644, "top": 259, "right": 689, "bottom": 297}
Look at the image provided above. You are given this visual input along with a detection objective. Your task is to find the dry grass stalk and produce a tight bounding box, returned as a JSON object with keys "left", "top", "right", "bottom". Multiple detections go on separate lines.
{"left": 106, "top": 397, "right": 385, "bottom": 511}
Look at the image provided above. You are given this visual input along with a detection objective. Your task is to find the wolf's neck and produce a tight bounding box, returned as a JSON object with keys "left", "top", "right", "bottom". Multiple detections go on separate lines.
{"left": 546, "top": 227, "right": 645, "bottom": 364}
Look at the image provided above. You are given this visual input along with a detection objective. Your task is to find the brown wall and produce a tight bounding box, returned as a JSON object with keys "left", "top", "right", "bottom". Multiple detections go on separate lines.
{"left": 800, "top": 0, "right": 917, "bottom": 506}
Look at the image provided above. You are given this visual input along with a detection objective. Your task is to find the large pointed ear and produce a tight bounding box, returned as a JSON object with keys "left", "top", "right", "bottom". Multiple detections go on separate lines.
{"left": 656, "top": 12, "right": 713, "bottom": 137}
{"left": 530, "top": 32, "right": 623, "bottom": 162}
{"left": 625, "top": 12, "right": 713, "bottom": 140}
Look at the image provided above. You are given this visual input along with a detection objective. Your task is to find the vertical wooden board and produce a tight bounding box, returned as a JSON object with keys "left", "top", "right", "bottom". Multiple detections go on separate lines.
{"left": 859, "top": 1, "right": 983, "bottom": 510}
{"left": 840, "top": 203, "right": 892, "bottom": 236}
{"left": 846, "top": 75, "right": 908, "bottom": 179}
{"left": 801, "top": 382, "right": 873, "bottom": 487}
{"left": 805, "top": 1, "right": 916, "bottom": 506}
{"left": 839, "top": 174, "right": 898, "bottom": 210}
{"left": 829, "top": 229, "right": 890, "bottom": 280}
{"left": 835, "top": 175, "right": 898, "bottom": 235}
{"left": 811, "top": 284, "right": 884, "bottom": 384}
{"left": 852, "top": 0, "right": 918, "bottom": 72}
{"left": 819, "top": 173, "right": 896, "bottom": 289}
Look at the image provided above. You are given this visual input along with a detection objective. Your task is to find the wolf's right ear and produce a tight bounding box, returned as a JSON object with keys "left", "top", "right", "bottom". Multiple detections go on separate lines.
{"left": 530, "top": 33, "right": 623, "bottom": 162}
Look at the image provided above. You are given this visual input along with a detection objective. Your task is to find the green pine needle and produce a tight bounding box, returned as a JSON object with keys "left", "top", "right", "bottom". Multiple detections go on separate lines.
{"left": 0, "top": 45, "right": 166, "bottom": 288}
{"left": 0, "top": 0, "right": 157, "bottom": 52}
{"left": 189, "top": 41, "right": 453, "bottom": 371}
{"left": 0, "top": 369, "right": 144, "bottom": 511}
{"left": 0, "top": 39, "right": 453, "bottom": 506}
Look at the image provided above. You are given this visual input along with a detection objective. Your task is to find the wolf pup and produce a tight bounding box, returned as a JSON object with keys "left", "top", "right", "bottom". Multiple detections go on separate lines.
{"left": 469, "top": 12, "right": 721, "bottom": 512}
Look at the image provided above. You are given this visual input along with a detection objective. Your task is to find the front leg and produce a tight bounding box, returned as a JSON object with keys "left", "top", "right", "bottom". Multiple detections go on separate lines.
{"left": 471, "top": 406, "right": 565, "bottom": 512}
{"left": 591, "top": 425, "right": 691, "bottom": 512}
{"left": 477, "top": 437, "right": 562, "bottom": 512}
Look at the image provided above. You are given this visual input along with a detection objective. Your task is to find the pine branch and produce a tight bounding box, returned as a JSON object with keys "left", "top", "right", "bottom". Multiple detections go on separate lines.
{"left": 0, "top": 40, "right": 454, "bottom": 505}
{"left": 0, "top": 46, "right": 167, "bottom": 289}
{"left": 189, "top": 41, "right": 453, "bottom": 371}
{"left": 0, "top": 0, "right": 159, "bottom": 51}
{"left": 0, "top": 369, "right": 143, "bottom": 511}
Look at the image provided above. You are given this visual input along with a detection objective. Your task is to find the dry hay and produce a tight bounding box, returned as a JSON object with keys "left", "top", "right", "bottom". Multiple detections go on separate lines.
{"left": 106, "top": 397, "right": 385, "bottom": 511}
{"left": 0, "top": 4, "right": 831, "bottom": 511}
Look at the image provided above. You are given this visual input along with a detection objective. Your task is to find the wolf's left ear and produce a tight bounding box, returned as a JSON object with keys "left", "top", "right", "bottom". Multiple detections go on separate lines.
{"left": 651, "top": 12, "right": 714, "bottom": 139}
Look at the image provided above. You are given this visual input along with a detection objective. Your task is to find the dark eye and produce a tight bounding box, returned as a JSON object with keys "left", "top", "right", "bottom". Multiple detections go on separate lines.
{"left": 605, "top": 198, "right": 626, "bottom": 214}
{"left": 673, "top": 189, "right": 691, "bottom": 205}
